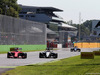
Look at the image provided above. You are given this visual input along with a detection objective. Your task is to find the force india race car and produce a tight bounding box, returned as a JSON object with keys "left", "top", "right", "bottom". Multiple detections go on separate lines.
{"left": 70, "top": 46, "right": 81, "bottom": 52}
{"left": 7, "top": 47, "right": 27, "bottom": 59}
{"left": 39, "top": 50, "right": 58, "bottom": 58}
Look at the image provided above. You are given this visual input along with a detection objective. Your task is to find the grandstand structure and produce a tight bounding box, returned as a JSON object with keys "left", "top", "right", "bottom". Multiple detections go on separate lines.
{"left": 19, "top": 5, "right": 77, "bottom": 48}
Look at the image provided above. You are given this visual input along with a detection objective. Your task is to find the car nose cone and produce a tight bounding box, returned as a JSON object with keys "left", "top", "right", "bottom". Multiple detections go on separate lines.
{"left": 46, "top": 52, "right": 50, "bottom": 57}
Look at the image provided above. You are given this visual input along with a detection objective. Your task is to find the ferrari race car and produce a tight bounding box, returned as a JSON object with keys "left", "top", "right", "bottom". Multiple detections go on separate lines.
{"left": 7, "top": 47, "right": 27, "bottom": 59}
{"left": 39, "top": 50, "right": 58, "bottom": 58}
{"left": 70, "top": 46, "right": 81, "bottom": 52}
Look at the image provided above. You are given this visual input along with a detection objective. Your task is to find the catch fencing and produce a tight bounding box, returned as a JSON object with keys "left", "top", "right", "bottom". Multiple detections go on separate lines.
{"left": 0, "top": 15, "right": 46, "bottom": 45}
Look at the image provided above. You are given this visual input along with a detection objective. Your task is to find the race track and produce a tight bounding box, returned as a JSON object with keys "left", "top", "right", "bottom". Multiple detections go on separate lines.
{"left": 0, "top": 48, "right": 99, "bottom": 74}
{"left": 0, "top": 48, "right": 99, "bottom": 67}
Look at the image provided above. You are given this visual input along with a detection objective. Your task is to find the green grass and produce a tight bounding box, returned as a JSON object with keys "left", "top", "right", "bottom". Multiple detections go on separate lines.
{"left": 0, "top": 45, "right": 47, "bottom": 52}
{"left": 0, "top": 52, "right": 8, "bottom": 54}
{"left": 2, "top": 55, "right": 100, "bottom": 75}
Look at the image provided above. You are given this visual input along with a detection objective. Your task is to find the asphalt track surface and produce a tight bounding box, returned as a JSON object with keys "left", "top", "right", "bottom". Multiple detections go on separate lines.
{"left": 0, "top": 48, "right": 99, "bottom": 74}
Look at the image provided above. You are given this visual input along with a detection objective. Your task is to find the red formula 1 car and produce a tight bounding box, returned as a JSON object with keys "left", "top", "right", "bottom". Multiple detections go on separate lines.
{"left": 7, "top": 47, "right": 27, "bottom": 59}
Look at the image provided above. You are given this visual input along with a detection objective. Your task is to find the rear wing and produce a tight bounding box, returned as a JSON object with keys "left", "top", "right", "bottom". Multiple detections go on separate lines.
{"left": 10, "top": 47, "right": 22, "bottom": 51}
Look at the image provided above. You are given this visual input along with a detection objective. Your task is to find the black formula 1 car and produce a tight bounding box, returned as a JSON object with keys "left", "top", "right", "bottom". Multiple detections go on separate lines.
{"left": 7, "top": 47, "right": 27, "bottom": 59}
{"left": 70, "top": 46, "right": 81, "bottom": 52}
{"left": 39, "top": 50, "right": 58, "bottom": 58}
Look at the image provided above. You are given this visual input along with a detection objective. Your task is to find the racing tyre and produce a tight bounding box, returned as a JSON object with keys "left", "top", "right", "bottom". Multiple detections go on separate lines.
{"left": 70, "top": 49, "right": 73, "bottom": 52}
{"left": 7, "top": 52, "right": 10, "bottom": 58}
{"left": 22, "top": 53, "right": 27, "bottom": 59}
{"left": 78, "top": 49, "right": 80, "bottom": 52}
{"left": 24, "top": 53, "right": 27, "bottom": 58}
{"left": 39, "top": 53, "right": 43, "bottom": 58}
{"left": 53, "top": 53, "right": 58, "bottom": 59}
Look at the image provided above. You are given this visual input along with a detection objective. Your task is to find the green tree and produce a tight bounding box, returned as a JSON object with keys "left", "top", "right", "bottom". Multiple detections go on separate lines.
{"left": 71, "top": 20, "right": 92, "bottom": 36}
{"left": 71, "top": 20, "right": 92, "bottom": 41}
{"left": 6, "top": 7, "right": 18, "bottom": 17}
{"left": 80, "top": 24, "right": 90, "bottom": 37}
{"left": 83, "top": 20, "right": 92, "bottom": 32}
{"left": 0, "top": 0, "right": 20, "bottom": 17}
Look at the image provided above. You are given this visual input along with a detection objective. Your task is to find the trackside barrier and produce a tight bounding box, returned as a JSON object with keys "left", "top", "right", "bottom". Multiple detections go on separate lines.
{"left": 81, "top": 51, "right": 100, "bottom": 59}
{"left": 93, "top": 51, "right": 100, "bottom": 56}
{"left": 74, "top": 42, "right": 100, "bottom": 48}
{"left": 81, "top": 52, "right": 94, "bottom": 59}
